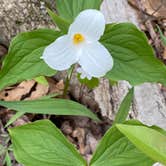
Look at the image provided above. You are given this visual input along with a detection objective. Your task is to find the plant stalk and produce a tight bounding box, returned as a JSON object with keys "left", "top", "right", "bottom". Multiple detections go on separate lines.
{"left": 63, "top": 65, "right": 74, "bottom": 98}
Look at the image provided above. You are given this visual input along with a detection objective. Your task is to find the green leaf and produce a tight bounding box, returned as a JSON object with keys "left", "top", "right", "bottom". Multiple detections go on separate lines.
{"left": 123, "top": 119, "right": 166, "bottom": 137}
{"left": 0, "top": 98, "right": 99, "bottom": 122}
{"left": 157, "top": 25, "right": 166, "bottom": 46}
{"left": 34, "top": 76, "right": 48, "bottom": 85}
{"left": 9, "top": 120, "right": 86, "bottom": 166}
{"left": 56, "top": 0, "right": 102, "bottom": 22}
{"left": 77, "top": 74, "right": 99, "bottom": 89}
{"left": 90, "top": 123, "right": 154, "bottom": 166}
{"left": 123, "top": 120, "right": 166, "bottom": 136}
{"left": 0, "top": 29, "right": 62, "bottom": 90}
{"left": 116, "top": 124, "right": 166, "bottom": 165}
{"left": 47, "top": 8, "right": 70, "bottom": 34}
{"left": 113, "top": 88, "right": 134, "bottom": 125}
{"left": 101, "top": 23, "right": 166, "bottom": 86}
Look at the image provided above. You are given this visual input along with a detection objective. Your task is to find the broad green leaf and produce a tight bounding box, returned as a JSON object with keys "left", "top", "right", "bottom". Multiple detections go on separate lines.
{"left": 77, "top": 74, "right": 99, "bottom": 89}
{"left": 34, "top": 76, "right": 48, "bottom": 85}
{"left": 90, "top": 123, "right": 154, "bottom": 166}
{"left": 0, "top": 98, "right": 99, "bottom": 121}
{"left": 113, "top": 88, "right": 134, "bottom": 125}
{"left": 9, "top": 120, "right": 86, "bottom": 166}
{"left": 123, "top": 120, "right": 166, "bottom": 136}
{"left": 0, "top": 29, "right": 62, "bottom": 90}
{"left": 116, "top": 124, "right": 166, "bottom": 165}
{"left": 5, "top": 112, "right": 25, "bottom": 128}
{"left": 47, "top": 8, "right": 70, "bottom": 33}
{"left": 157, "top": 25, "right": 166, "bottom": 46}
{"left": 56, "top": 0, "right": 102, "bottom": 22}
{"left": 101, "top": 23, "right": 166, "bottom": 86}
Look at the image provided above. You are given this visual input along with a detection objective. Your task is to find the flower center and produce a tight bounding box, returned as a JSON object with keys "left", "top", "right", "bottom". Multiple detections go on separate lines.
{"left": 73, "top": 33, "right": 84, "bottom": 44}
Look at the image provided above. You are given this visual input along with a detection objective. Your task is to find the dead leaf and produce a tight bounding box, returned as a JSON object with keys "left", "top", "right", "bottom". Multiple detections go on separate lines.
{"left": 128, "top": 0, "right": 166, "bottom": 18}
{"left": 72, "top": 127, "right": 85, "bottom": 155}
{"left": 141, "top": 0, "right": 166, "bottom": 18}
{"left": 25, "top": 82, "right": 49, "bottom": 100}
{"left": 0, "top": 80, "right": 35, "bottom": 101}
{"left": 163, "top": 47, "right": 166, "bottom": 59}
{"left": 0, "top": 78, "right": 63, "bottom": 101}
{"left": 48, "top": 79, "right": 64, "bottom": 95}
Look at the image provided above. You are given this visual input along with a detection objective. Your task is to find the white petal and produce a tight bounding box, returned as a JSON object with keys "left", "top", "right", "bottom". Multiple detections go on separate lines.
{"left": 77, "top": 67, "right": 92, "bottom": 80}
{"left": 87, "top": 75, "right": 92, "bottom": 80}
{"left": 77, "top": 67, "right": 83, "bottom": 74}
{"left": 80, "top": 73, "right": 86, "bottom": 79}
{"left": 41, "top": 35, "right": 78, "bottom": 70}
{"left": 78, "top": 42, "right": 113, "bottom": 77}
{"left": 69, "top": 9, "right": 105, "bottom": 41}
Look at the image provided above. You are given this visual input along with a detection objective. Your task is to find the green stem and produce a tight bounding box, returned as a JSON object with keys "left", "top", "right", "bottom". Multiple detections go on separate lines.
{"left": 63, "top": 65, "right": 74, "bottom": 97}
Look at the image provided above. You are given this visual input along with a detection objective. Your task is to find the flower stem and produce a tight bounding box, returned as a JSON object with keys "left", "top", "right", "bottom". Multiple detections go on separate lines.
{"left": 63, "top": 65, "right": 75, "bottom": 98}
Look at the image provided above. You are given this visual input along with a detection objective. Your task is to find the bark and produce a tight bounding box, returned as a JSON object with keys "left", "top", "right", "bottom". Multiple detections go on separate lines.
{"left": 0, "top": 0, "right": 54, "bottom": 45}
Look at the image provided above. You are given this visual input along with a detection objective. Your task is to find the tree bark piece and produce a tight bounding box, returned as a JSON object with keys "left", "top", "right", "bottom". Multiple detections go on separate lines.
{"left": 134, "top": 83, "right": 166, "bottom": 129}
{"left": 0, "top": 0, "right": 53, "bottom": 45}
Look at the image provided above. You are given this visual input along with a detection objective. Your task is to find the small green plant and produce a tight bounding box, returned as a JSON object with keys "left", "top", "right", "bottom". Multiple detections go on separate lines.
{"left": 0, "top": 0, "right": 166, "bottom": 165}
{"left": 157, "top": 25, "right": 166, "bottom": 46}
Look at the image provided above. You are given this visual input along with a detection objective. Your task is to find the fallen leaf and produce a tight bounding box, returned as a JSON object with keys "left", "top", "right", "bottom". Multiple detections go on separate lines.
{"left": 128, "top": 0, "right": 166, "bottom": 18}
{"left": 25, "top": 82, "right": 49, "bottom": 100}
{"left": 0, "top": 80, "right": 35, "bottom": 101}
{"left": 48, "top": 79, "right": 64, "bottom": 95}
{"left": 72, "top": 127, "right": 85, "bottom": 155}
{"left": 141, "top": 0, "right": 166, "bottom": 18}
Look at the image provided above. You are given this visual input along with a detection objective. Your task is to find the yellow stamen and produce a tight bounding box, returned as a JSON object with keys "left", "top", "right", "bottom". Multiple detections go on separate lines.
{"left": 73, "top": 33, "right": 84, "bottom": 44}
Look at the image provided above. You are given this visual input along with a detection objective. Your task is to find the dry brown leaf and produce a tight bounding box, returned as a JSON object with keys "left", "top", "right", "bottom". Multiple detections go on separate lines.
{"left": 0, "top": 78, "right": 65, "bottom": 102}
{"left": 141, "top": 0, "right": 166, "bottom": 18}
{"left": 128, "top": 0, "right": 166, "bottom": 18}
{"left": 0, "top": 80, "right": 35, "bottom": 101}
{"left": 72, "top": 127, "right": 85, "bottom": 155}
{"left": 48, "top": 79, "right": 64, "bottom": 95}
{"left": 163, "top": 47, "right": 166, "bottom": 59}
{"left": 25, "top": 82, "right": 49, "bottom": 100}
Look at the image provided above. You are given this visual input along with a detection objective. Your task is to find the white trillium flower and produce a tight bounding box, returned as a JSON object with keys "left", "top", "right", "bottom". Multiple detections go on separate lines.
{"left": 41, "top": 9, "right": 113, "bottom": 79}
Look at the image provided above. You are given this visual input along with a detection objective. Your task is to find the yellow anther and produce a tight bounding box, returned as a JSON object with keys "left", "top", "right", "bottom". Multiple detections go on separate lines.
{"left": 73, "top": 33, "right": 84, "bottom": 44}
